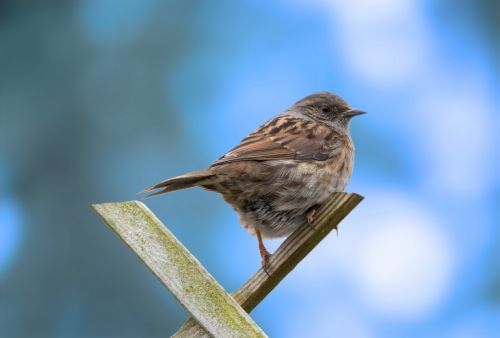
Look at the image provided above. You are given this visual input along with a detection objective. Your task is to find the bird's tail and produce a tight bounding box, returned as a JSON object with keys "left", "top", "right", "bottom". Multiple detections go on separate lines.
{"left": 140, "top": 169, "right": 215, "bottom": 198}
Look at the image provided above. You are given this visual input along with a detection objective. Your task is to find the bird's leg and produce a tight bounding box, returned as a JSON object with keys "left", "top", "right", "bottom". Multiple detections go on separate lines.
{"left": 306, "top": 205, "right": 319, "bottom": 229}
{"left": 254, "top": 225, "right": 271, "bottom": 276}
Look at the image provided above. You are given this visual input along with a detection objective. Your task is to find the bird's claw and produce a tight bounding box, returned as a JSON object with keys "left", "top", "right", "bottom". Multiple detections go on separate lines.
{"left": 261, "top": 251, "right": 271, "bottom": 276}
{"left": 306, "top": 207, "right": 317, "bottom": 229}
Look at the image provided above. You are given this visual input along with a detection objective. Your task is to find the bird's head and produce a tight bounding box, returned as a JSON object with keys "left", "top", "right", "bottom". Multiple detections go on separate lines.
{"left": 292, "top": 92, "right": 366, "bottom": 130}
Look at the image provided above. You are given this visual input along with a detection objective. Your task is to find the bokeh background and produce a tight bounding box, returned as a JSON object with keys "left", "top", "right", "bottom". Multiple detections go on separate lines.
{"left": 1, "top": 0, "right": 499, "bottom": 337}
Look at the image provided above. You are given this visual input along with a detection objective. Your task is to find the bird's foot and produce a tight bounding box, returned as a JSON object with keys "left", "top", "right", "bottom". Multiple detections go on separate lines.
{"left": 255, "top": 225, "right": 272, "bottom": 276}
{"left": 260, "top": 249, "right": 271, "bottom": 276}
{"left": 306, "top": 206, "right": 318, "bottom": 229}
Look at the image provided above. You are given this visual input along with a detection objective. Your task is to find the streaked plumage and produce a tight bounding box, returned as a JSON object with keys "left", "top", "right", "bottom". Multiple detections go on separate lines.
{"left": 143, "top": 92, "right": 365, "bottom": 271}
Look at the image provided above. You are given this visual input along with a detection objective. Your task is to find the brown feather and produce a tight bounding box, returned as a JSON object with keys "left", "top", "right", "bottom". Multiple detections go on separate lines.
{"left": 211, "top": 115, "right": 338, "bottom": 167}
{"left": 141, "top": 169, "right": 215, "bottom": 198}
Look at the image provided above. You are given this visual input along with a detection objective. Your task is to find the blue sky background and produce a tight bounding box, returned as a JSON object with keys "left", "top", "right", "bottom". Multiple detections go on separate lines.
{"left": 1, "top": 0, "right": 499, "bottom": 337}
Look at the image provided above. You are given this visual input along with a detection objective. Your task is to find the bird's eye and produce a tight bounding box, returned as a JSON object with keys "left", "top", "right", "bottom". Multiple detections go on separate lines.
{"left": 321, "top": 106, "right": 330, "bottom": 113}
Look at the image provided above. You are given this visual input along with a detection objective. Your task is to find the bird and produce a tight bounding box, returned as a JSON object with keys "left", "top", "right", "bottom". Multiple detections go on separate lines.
{"left": 142, "top": 92, "right": 365, "bottom": 273}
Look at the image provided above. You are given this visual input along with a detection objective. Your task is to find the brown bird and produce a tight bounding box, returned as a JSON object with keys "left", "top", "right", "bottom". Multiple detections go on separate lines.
{"left": 142, "top": 92, "right": 365, "bottom": 272}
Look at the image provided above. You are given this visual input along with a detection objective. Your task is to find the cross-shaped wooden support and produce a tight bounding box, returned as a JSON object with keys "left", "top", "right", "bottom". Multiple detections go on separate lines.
{"left": 92, "top": 192, "right": 363, "bottom": 337}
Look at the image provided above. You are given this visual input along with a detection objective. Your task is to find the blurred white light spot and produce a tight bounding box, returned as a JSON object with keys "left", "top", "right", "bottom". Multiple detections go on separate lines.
{"left": 355, "top": 194, "right": 454, "bottom": 320}
{"left": 297, "top": 0, "right": 429, "bottom": 84}
{"left": 338, "top": 23, "right": 426, "bottom": 85}
{"left": 418, "top": 80, "right": 495, "bottom": 196}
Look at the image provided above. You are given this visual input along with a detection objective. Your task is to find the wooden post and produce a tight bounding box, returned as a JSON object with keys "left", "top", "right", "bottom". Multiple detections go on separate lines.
{"left": 93, "top": 201, "right": 267, "bottom": 338}
{"left": 92, "top": 192, "right": 363, "bottom": 338}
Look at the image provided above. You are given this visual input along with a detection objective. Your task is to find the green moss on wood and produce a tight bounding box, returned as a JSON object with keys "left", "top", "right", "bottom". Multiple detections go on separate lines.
{"left": 92, "top": 201, "right": 267, "bottom": 338}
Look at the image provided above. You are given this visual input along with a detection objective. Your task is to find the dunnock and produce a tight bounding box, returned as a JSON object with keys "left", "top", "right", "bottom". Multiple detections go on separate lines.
{"left": 142, "top": 92, "right": 365, "bottom": 272}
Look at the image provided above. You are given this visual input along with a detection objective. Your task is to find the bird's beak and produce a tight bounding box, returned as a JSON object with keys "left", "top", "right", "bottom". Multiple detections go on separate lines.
{"left": 343, "top": 109, "right": 367, "bottom": 117}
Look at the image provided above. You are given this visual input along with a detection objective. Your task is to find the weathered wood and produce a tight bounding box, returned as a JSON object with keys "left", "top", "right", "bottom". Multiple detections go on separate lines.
{"left": 172, "top": 192, "right": 363, "bottom": 338}
{"left": 92, "top": 201, "right": 267, "bottom": 338}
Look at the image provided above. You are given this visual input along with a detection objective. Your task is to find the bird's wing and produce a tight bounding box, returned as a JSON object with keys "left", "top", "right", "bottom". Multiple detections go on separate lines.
{"left": 210, "top": 114, "right": 339, "bottom": 167}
